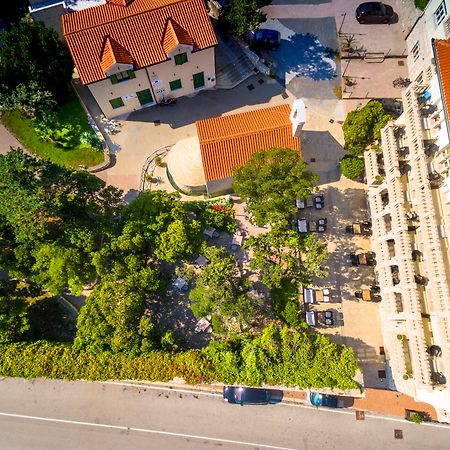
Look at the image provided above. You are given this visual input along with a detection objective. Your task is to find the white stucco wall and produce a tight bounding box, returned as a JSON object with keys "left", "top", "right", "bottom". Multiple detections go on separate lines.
{"left": 88, "top": 45, "right": 216, "bottom": 118}
{"left": 406, "top": 0, "right": 450, "bottom": 83}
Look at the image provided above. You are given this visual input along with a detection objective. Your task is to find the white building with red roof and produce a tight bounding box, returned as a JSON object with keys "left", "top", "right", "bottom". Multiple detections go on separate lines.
{"left": 62, "top": 0, "right": 217, "bottom": 117}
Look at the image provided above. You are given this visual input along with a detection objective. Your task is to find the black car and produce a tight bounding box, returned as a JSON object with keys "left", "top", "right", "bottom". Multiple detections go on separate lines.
{"left": 248, "top": 29, "right": 281, "bottom": 50}
{"left": 223, "top": 386, "right": 271, "bottom": 405}
{"left": 355, "top": 2, "right": 394, "bottom": 24}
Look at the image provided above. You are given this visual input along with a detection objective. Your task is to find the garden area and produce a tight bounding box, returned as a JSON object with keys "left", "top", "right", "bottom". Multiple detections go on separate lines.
{"left": 0, "top": 148, "right": 360, "bottom": 390}
{"left": 0, "top": 18, "right": 104, "bottom": 168}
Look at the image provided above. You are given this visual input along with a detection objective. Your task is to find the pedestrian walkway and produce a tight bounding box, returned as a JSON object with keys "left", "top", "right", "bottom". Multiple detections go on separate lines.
{"left": 352, "top": 388, "right": 438, "bottom": 420}
{"left": 0, "top": 123, "right": 22, "bottom": 155}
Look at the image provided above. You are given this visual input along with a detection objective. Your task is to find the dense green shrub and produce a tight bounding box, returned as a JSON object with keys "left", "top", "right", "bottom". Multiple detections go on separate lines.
{"left": 414, "top": 0, "right": 429, "bottom": 11}
{"left": 0, "top": 325, "right": 360, "bottom": 390}
{"left": 343, "top": 101, "right": 390, "bottom": 155}
{"left": 340, "top": 156, "right": 365, "bottom": 179}
{"left": 186, "top": 199, "right": 236, "bottom": 233}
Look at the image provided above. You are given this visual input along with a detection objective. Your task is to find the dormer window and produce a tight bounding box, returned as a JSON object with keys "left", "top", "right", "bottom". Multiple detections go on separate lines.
{"left": 174, "top": 52, "right": 188, "bottom": 65}
{"left": 110, "top": 70, "right": 136, "bottom": 84}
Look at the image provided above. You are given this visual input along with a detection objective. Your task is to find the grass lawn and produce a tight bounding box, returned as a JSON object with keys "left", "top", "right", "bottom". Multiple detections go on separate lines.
{"left": 1, "top": 95, "right": 104, "bottom": 169}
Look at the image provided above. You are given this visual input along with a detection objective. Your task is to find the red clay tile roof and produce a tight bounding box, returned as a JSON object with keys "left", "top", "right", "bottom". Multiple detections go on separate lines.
{"left": 196, "top": 104, "right": 301, "bottom": 183}
{"left": 100, "top": 36, "right": 133, "bottom": 73}
{"left": 62, "top": 0, "right": 217, "bottom": 84}
{"left": 162, "top": 18, "right": 194, "bottom": 55}
{"left": 434, "top": 39, "right": 450, "bottom": 126}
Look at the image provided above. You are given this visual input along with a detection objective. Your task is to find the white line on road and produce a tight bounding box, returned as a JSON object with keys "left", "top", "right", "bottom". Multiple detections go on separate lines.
{"left": 0, "top": 412, "right": 295, "bottom": 450}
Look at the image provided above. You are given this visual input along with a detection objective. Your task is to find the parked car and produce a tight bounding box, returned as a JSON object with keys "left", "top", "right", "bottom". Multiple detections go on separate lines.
{"left": 305, "top": 310, "right": 317, "bottom": 326}
{"left": 309, "top": 391, "right": 342, "bottom": 408}
{"left": 223, "top": 386, "right": 271, "bottom": 405}
{"left": 248, "top": 28, "right": 281, "bottom": 50}
{"left": 355, "top": 2, "right": 395, "bottom": 24}
{"left": 324, "top": 310, "right": 334, "bottom": 326}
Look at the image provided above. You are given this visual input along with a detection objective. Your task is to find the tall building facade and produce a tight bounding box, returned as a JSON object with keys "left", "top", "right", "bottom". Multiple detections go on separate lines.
{"left": 364, "top": 39, "right": 450, "bottom": 422}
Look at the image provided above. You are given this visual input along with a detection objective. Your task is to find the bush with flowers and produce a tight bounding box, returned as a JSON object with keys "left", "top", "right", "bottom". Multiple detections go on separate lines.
{"left": 187, "top": 199, "right": 236, "bottom": 233}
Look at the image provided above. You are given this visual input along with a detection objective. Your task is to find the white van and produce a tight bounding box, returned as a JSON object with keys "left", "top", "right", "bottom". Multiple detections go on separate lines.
{"left": 305, "top": 311, "right": 317, "bottom": 326}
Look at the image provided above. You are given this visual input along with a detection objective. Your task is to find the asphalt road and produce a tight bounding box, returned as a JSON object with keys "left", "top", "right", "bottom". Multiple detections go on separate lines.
{"left": 0, "top": 378, "right": 449, "bottom": 450}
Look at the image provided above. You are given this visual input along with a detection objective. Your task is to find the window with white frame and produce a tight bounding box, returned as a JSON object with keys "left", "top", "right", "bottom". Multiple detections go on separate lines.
{"left": 411, "top": 41, "right": 421, "bottom": 62}
{"left": 446, "top": 16, "right": 450, "bottom": 36}
{"left": 435, "top": 1, "right": 447, "bottom": 26}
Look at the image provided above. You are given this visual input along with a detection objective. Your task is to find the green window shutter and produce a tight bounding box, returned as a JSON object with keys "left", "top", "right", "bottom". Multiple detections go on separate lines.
{"left": 174, "top": 52, "right": 188, "bottom": 65}
{"left": 109, "top": 97, "right": 124, "bottom": 109}
{"left": 110, "top": 74, "right": 119, "bottom": 84}
{"left": 193, "top": 71, "right": 205, "bottom": 89}
{"left": 127, "top": 70, "right": 136, "bottom": 79}
{"left": 169, "top": 79, "right": 182, "bottom": 91}
{"left": 136, "top": 89, "right": 153, "bottom": 105}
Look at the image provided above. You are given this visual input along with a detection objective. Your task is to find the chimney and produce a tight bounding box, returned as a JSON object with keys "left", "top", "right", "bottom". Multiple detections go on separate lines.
{"left": 290, "top": 99, "right": 306, "bottom": 137}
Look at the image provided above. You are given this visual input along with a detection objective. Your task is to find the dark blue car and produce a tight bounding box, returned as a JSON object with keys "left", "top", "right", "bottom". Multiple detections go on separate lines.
{"left": 248, "top": 29, "right": 281, "bottom": 50}
{"left": 223, "top": 386, "right": 271, "bottom": 405}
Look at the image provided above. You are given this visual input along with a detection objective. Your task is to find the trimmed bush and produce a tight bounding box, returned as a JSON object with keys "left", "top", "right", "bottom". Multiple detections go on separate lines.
{"left": 340, "top": 156, "right": 365, "bottom": 179}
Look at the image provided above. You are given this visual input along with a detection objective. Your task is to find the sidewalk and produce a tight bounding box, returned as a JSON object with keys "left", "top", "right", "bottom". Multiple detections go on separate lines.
{"left": 353, "top": 388, "right": 438, "bottom": 420}
{"left": 0, "top": 123, "right": 22, "bottom": 155}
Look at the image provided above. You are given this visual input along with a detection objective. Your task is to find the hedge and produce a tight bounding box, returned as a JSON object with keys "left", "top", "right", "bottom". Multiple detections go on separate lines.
{"left": 0, "top": 326, "right": 360, "bottom": 390}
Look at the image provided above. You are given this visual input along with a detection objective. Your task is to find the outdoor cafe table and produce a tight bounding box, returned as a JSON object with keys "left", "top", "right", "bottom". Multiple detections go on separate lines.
{"left": 353, "top": 223, "right": 362, "bottom": 234}
{"left": 362, "top": 289, "right": 372, "bottom": 301}
{"left": 173, "top": 277, "right": 187, "bottom": 290}
{"left": 357, "top": 253, "right": 367, "bottom": 265}
{"left": 232, "top": 233, "right": 244, "bottom": 247}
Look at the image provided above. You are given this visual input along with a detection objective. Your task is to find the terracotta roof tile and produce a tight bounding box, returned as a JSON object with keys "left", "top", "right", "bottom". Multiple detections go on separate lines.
{"left": 434, "top": 39, "right": 450, "bottom": 127}
{"left": 62, "top": 0, "right": 217, "bottom": 84}
{"left": 196, "top": 104, "right": 301, "bottom": 183}
{"left": 162, "top": 18, "right": 194, "bottom": 55}
{"left": 100, "top": 36, "right": 133, "bottom": 73}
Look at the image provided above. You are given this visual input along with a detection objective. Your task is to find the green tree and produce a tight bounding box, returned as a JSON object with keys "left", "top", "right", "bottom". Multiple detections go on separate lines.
{"left": 243, "top": 223, "right": 328, "bottom": 289}
{"left": 154, "top": 218, "right": 201, "bottom": 262}
{"left": 0, "top": 81, "right": 56, "bottom": 118}
{"left": 0, "top": 283, "right": 30, "bottom": 343}
{"left": 340, "top": 156, "right": 365, "bottom": 179}
{"left": 219, "top": 0, "right": 270, "bottom": 37}
{"left": 189, "top": 247, "right": 254, "bottom": 331}
{"left": 343, "top": 101, "right": 390, "bottom": 155}
{"left": 0, "top": 18, "right": 73, "bottom": 104}
{"left": 0, "top": 149, "right": 122, "bottom": 292}
{"left": 74, "top": 266, "right": 162, "bottom": 355}
{"left": 233, "top": 148, "right": 318, "bottom": 226}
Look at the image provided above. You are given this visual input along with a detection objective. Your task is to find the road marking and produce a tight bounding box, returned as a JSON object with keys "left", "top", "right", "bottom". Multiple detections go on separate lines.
{"left": 0, "top": 412, "right": 295, "bottom": 450}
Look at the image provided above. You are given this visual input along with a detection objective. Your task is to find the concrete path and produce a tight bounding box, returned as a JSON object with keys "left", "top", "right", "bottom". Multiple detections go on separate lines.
{"left": 0, "top": 123, "right": 21, "bottom": 155}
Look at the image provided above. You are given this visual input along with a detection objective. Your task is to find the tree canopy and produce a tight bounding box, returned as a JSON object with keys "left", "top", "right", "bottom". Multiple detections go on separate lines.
{"left": 342, "top": 101, "right": 391, "bottom": 155}
{"left": 244, "top": 223, "right": 328, "bottom": 288}
{"left": 0, "top": 149, "right": 122, "bottom": 293}
{"left": 0, "top": 18, "right": 73, "bottom": 104}
{"left": 219, "top": 0, "right": 271, "bottom": 37}
{"left": 232, "top": 148, "right": 318, "bottom": 226}
{"left": 189, "top": 246, "right": 254, "bottom": 332}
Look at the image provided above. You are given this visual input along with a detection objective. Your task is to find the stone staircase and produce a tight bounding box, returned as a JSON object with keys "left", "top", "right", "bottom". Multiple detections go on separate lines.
{"left": 215, "top": 54, "right": 256, "bottom": 89}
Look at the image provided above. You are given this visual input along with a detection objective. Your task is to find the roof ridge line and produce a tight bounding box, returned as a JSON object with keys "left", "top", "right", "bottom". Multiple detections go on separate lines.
{"left": 198, "top": 123, "right": 293, "bottom": 143}
{"left": 64, "top": 0, "right": 190, "bottom": 35}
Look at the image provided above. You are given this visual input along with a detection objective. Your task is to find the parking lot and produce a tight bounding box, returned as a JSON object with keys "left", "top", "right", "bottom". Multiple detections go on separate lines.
{"left": 297, "top": 106, "right": 388, "bottom": 388}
